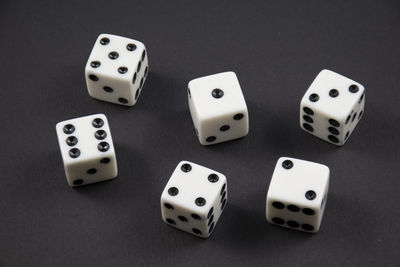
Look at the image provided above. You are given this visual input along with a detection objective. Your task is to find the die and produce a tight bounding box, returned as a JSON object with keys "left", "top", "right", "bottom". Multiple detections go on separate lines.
{"left": 55, "top": 114, "right": 117, "bottom": 187}
{"left": 300, "top": 69, "right": 365, "bottom": 146}
{"left": 266, "top": 157, "right": 329, "bottom": 233}
{"left": 85, "top": 33, "right": 149, "bottom": 106}
{"left": 188, "top": 71, "right": 249, "bottom": 145}
{"left": 160, "top": 161, "right": 227, "bottom": 238}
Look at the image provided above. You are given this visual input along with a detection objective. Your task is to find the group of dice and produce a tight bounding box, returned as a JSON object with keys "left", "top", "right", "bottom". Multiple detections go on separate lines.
{"left": 55, "top": 33, "right": 365, "bottom": 238}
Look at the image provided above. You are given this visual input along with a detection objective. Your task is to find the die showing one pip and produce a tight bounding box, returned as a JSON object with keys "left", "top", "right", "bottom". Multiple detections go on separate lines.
{"left": 300, "top": 69, "right": 365, "bottom": 146}
{"left": 266, "top": 157, "right": 329, "bottom": 233}
{"left": 85, "top": 33, "right": 149, "bottom": 106}
{"left": 161, "top": 161, "right": 227, "bottom": 238}
{"left": 188, "top": 71, "right": 249, "bottom": 145}
{"left": 55, "top": 114, "right": 117, "bottom": 187}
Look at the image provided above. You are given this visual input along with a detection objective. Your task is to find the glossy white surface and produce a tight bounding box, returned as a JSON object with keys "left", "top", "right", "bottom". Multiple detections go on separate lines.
{"left": 56, "top": 114, "right": 117, "bottom": 186}
{"left": 161, "top": 161, "right": 227, "bottom": 238}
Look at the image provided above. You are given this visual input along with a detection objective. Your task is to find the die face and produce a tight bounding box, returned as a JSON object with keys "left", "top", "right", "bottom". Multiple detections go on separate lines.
{"left": 85, "top": 33, "right": 149, "bottom": 106}
{"left": 266, "top": 157, "right": 329, "bottom": 233}
{"left": 188, "top": 71, "right": 249, "bottom": 145}
{"left": 161, "top": 161, "right": 227, "bottom": 238}
{"left": 300, "top": 69, "right": 365, "bottom": 146}
{"left": 56, "top": 114, "right": 117, "bottom": 186}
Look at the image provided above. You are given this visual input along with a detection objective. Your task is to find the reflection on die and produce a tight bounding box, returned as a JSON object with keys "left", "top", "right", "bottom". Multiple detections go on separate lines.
{"left": 161, "top": 161, "right": 227, "bottom": 238}
{"left": 85, "top": 33, "right": 149, "bottom": 106}
{"left": 188, "top": 71, "right": 249, "bottom": 145}
{"left": 55, "top": 114, "right": 117, "bottom": 187}
{"left": 300, "top": 69, "right": 365, "bottom": 146}
{"left": 266, "top": 157, "right": 329, "bottom": 233}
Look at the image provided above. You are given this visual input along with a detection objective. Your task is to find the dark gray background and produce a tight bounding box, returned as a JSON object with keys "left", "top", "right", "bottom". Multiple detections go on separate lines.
{"left": 0, "top": 0, "right": 399, "bottom": 266}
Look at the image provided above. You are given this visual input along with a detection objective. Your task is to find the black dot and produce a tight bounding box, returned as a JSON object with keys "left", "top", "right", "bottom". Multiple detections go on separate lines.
{"left": 192, "top": 228, "right": 202, "bottom": 235}
{"left": 359, "top": 94, "right": 365, "bottom": 103}
{"left": 287, "top": 220, "right": 300, "bottom": 228}
{"left": 345, "top": 115, "right": 351, "bottom": 124}
{"left": 137, "top": 61, "right": 142, "bottom": 72}
{"left": 108, "top": 51, "right": 119, "bottom": 60}
{"left": 206, "top": 136, "right": 216, "bottom": 143}
{"left": 207, "top": 208, "right": 214, "bottom": 218}
{"left": 168, "top": 187, "right": 179, "bottom": 196}
{"left": 329, "top": 119, "right": 340, "bottom": 127}
{"left": 303, "top": 123, "right": 314, "bottom": 132}
{"left": 69, "top": 148, "right": 80, "bottom": 158}
{"left": 328, "top": 135, "right": 339, "bottom": 143}
{"left": 95, "top": 130, "right": 107, "bottom": 140}
{"left": 305, "top": 190, "right": 317, "bottom": 200}
{"left": 66, "top": 136, "right": 78, "bottom": 146}
{"left": 303, "top": 107, "right": 314, "bottom": 115}
{"left": 90, "top": 61, "right": 101, "bottom": 68}
{"left": 208, "top": 174, "right": 219, "bottom": 183}
{"left": 135, "top": 89, "right": 140, "bottom": 100}
{"left": 352, "top": 112, "right": 357, "bottom": 122}
{"left": 303, "top": 115, "right": 313, "bottom": 123}
{"left": 98, "top": 142, "right": 110, "bottom": 152}
{"left": 92, "top": 118, "right": 104, "bottom": 128}
{"left": 220, "top": 191, "right": 226, "bottom": 202}
{"left": 282, "top": 159, "right": 293, "bottom": 169}
{"left": 303, "top": 208, "right": 315, "bottom": 215}
{"left": 188, "top": 88, "right": 191, "bottom": 98}
{"left": 221, "top": 198, "right": 227, "bottom": 210}
{"left": 287, "top": 204, "right": 300, "bottom": 212}
{"left": 181, "top": 163, "right": 192, "bottom": 172}
{"left": 126, "top": 43, "right": 137, "bottom": 51}
{"left": 89, "top": 74, "right": 98, "bottom": 81}
{"left": 141, "top": 50, "right": 146, "bottom": 61}
{"left": 220, "top": 184, "right": 226, "bottom": 195}
{"left": 208, "top": 222, "right": 215, "bottom": 233}
{"left": 100, "top": 157, "right": 110, "bottom": 164}
{"left": 164, "top": 203, "right": 174, "bottom": 210}
{"left": 191, "top": 214, "right": 201, "bottom": 220}
{"left": 234, "top": 113, "right": 244, "bottom": 120}
{"left": 272, "top": 217, "right": 284, "bottom": 225}
{"left": 103, "top": 86, "right": 113, "bottom": 93}
{"left": 73, "top": 179, "right": 83, "bottom": 186}
{"left": 118, "top": 98, "right": 128, "bottom": 104}
{"left": 309, "top": 93, "right": 319, "bottom": 102}
{"left": 329, "top": 89, "right": 339, "bottom": 98}
{"left": 302, "top": 224, "right": 314, "bottom": 231}
{"left": 118, "top": 67, "right": 128, "bottom": 74}
{"left": 349, "top": 84, "right": 359, "bottom": 93}
{"left": 208, "top": 215, "right": 214, "bottom": 226}
{"left": 132, "top": 73, "right": 137, "bottom": 84}
{"left": 195, "top": 197, "right": 206, "bottom": 207}
{"left": 166, "top": 218, "right": 175, "bottom": 225}
{"left": 220, "top": 125, "right": 230, "bottom": 132}
{"left": 212, "top": 88, "right": 224, "bottom": 98}
{"left": 86, "top": 168, "right": 97, "bottom": 175}
{"left": 144, "top": 66, "right": 148, "bottom": 77}
{"left": 178, "top": 216, "right": 188, "bottom": 222}
{"left": 328, "top": 127, "right": 339, "bottom": 135}
{"left": 358, "top": 111, "right": 363, "bottom": 119}
{"left": 100, "top": 37, "right": 110, "bottom": 45}
{"left": 272, "top": 201, "right": 285, "bottom": 209}
{"left": 140, "top": 77, "right": 144, "bottom": 88}
{"left": 345, "top": 131, "right": 350, "bottom": 140}
{"left": 63, "top": 124, "right": 75, "bottom": 134}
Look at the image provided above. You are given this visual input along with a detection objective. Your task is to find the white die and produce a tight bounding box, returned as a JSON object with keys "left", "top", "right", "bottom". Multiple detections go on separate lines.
{"left": 266, "top": 157, "right": 329, "bottom": 233}
{"left": 188, "top": 71, "right": 249, "bottom": 145}
{"left": 85, "top": 33, "right": 149, "bottom": 106}
{"left": 300, "top": 69, "right": 365, "bottom": 146}
{"left": 55, "top": 114, "right": 117, "bottom": 187}
{"left": 161, "top": 161, "right": 227, "bottom": 238}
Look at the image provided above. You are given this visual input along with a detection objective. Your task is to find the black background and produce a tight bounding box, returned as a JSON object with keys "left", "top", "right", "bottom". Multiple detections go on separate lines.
{"left": 0, "top": 1, "right": 399, "bottom": 266}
